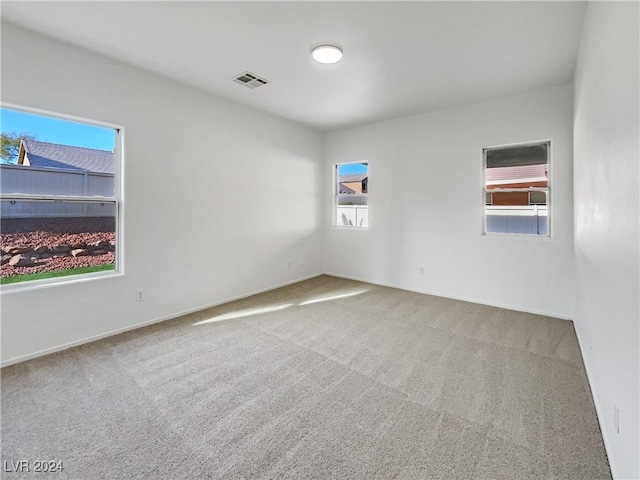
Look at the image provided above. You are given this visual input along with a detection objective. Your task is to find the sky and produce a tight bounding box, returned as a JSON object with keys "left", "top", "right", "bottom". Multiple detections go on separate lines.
{"left": 337, "top": 163, "right": 368, "bottom": 176}
{"left": 1, "top": 108, "right": 116, "bottom": 152}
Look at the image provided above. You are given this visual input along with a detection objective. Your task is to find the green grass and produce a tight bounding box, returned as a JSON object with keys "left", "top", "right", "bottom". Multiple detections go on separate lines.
{"left": 1, "top": 263, "right": 115, "bottom": 285}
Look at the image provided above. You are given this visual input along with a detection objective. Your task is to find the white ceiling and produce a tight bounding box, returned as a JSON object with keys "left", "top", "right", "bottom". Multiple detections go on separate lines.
{"left": 1, "top": 1, "right": 587, "bottom": 132}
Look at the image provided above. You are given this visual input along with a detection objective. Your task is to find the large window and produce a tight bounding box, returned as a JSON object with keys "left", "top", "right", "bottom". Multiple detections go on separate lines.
{"left": 0, "top": 106, "right": 121, "bottom": 285}
{"left": 335, "top": 162, "right": 368, "bottom": 228}
{"left": 483, "top": 141, "right": 550, "bottom": 236}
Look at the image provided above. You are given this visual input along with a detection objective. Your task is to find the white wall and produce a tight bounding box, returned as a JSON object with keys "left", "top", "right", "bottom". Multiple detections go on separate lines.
{"left": 573, "top": 2, "right": 640, "bottom": 478}
{"left": 0, "top": 23, "right": 324, "bottom": 365}
{"left": 324, "top": 85, "right": 575, "bottom": 318}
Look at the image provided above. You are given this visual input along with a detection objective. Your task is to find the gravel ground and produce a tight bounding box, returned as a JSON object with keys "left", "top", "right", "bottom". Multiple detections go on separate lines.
{"left": 1, "top": 217, "right": 115, "bottom": 277}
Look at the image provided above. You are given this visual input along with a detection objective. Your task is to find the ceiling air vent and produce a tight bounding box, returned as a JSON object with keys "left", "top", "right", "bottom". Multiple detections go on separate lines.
{"left": 233, "top": 71, "right": 270, "bottom": 89}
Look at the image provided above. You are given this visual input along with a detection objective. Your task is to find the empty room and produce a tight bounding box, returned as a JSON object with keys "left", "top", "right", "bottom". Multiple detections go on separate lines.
{"left": 1, "top": 1, "right": 638, "bottom": 479}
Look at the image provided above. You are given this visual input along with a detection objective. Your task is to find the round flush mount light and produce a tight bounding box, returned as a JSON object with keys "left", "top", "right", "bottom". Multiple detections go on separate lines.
{"left": 311, "top": 44, "right": 343, "bottom": 64}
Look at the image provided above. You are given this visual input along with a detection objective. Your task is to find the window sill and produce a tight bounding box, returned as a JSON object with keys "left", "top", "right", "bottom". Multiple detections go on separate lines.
{"left": 482, "top": 232, "right": 551, "bottom": 240}
{"left": 0, "top": 269, "right": 123, "bottom": 294}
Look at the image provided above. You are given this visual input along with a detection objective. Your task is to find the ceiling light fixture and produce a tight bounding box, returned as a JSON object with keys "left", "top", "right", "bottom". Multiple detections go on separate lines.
{"left": 311, "top": 44, "right": 343, "bottom": 64}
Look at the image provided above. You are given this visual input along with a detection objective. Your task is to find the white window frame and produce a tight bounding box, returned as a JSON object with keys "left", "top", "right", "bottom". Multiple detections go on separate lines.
{"left": 0, "top": 103, "right": 124, "bottom": 290}
{"left": 482, "top": 140, "right": 551, "bottom": 238}
{"left": 334, "top": 161, "right": 368, "bottom": 229}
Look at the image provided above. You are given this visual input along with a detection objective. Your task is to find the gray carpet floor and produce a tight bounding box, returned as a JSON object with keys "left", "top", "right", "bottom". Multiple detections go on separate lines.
{"left": 1, "top": 275, "right": 610, "bottom": 479}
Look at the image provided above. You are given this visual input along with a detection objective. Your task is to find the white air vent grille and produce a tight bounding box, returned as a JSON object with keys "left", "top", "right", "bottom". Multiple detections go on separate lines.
{"left": 233, "top": 72, "right": 270, "bottom": 89}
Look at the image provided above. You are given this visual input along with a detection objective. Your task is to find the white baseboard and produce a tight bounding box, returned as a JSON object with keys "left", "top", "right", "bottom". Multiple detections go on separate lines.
{"left": 573, "top": 325, "right": 617, "bottom": 479}
{"left": 1, "top": 270, "right": 572, "bottom": 367}
{"left": 0, "top": 272, "right": 323, "bottom": 368}
{"left": 324, "top": 271, "right": 573, "bottom": 320}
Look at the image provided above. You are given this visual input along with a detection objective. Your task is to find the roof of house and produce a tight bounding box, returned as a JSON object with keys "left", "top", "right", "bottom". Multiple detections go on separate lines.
{"left": 19, "top": 139, "right": 115, "bottom": 175}
{"left": 486, "top": 163, "right": 547, "bottom": 183}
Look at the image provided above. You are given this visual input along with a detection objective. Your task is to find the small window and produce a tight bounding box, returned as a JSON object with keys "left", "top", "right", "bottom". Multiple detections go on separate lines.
{"left": 1, "top": 106, "right": 121, "bottom": 286}
{"left": 335, "top": 162, "right": 368, "bottom": 228}
{"left": 483, "top": 141, "right": 549, "bottom": 236}
{"left": 529, "top": 191, "right": 547, "bottom": 205}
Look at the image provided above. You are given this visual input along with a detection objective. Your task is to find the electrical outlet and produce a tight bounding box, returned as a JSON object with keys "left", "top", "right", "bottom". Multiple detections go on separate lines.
{"left": 287, "top": 260, "right": 291, "bottom": 269}
{"left": 613, "top": 403, "right": 620, "bottom": 434}
{"left": 136, "top": 290, "right": 144, "bottom": 302}
{"left": 419, "top": 266, "right": 425, "bottom": 275}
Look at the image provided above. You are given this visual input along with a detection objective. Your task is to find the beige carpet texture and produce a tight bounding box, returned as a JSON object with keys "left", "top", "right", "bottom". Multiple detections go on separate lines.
{"left": 1, "top": 275, "right": 610, "bottom": 479}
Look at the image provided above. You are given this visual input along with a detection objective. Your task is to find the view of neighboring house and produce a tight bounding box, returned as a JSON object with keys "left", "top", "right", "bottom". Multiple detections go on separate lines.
{"left": 18, "top": 139, "right": 115, "bottom": 174}
{"left": 336, "top": 171, "right": 368, "bottom": 226}
{"left": 1, "top": 140, "right": 116, "bottom": 216}
{"left": 486, "top": 164, "right": 548, "bottom": 206}
{"left": 338, "top": 174, "right": 368, "bottom": 195}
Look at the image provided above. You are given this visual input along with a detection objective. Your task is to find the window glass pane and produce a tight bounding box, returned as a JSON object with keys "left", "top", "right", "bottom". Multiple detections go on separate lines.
{"left": 484, "top": 142, "right": 549, "bottom": 236}
{"left": 337, "top": 162, "right": 368, "bottom": 194}
{"left": 1, "top": 107, "right": 119, "bottom": 285}
{"left": 485, "top": 143, "right": 548, "bottom": 190}
{"left": 336, "top": 162, "right": 368, "bottom": 228}
{"left": 1, "top": 200, "right": 116, "bottom": 285}
{"left": 336, "top": 201, "right": 368, "bottom": 228}
{"left": 486, "top": 143, "right": 548, "bottom": 169}
{"left": 485, "top": 204, "right": 548, "bottom": 236}
{"left": 1, "top": 107, "right": 116, "bottom": 171}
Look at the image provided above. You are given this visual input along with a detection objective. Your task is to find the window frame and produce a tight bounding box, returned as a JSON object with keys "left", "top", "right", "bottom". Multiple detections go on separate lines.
{"left": 482, "top": 140, "right": 551, "bottom": 238}
{"left": 334, "top": 161, "right": 369, "bottom": 229}
{"left": 0, "top": 103, "right": 124, "bottom": 290}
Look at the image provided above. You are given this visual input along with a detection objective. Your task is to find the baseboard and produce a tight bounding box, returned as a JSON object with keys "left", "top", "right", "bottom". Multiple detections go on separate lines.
{"left": 0, "top": 272, "right": 323, "bottom": 368}
{"left": 0, "top": 270, "right": 572, "bottom": 367}
{"left": 323, "top": 271, "right": 573, "bottom": 320}
{"left": 573, "top": 325, "right": 617, "bottom": 479}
